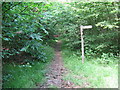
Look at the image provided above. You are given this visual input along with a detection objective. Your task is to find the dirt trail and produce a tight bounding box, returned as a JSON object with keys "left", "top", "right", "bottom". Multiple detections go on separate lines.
{"left": 45, "top": 40, "right": 65, "bottom": 87}
{"left": 39, "top": 41, "right": 67, "bottom": 88}
{"left": 39, "top": 41, "right": 84, "bottom": 88}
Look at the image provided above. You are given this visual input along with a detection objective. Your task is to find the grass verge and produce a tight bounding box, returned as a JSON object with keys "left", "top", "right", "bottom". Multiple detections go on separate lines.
{"left": 2, "top": 46, "right": 54, "bottom": 88}
{"left": 62, "top": 49, "right": 118, "bottom": 88}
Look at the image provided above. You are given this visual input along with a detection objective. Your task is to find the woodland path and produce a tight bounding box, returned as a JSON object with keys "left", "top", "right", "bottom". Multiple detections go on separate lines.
{"left": 39, "top": 41, "right": 83, "bottom": 88}
{"left": 39, "top": 41, "right": 68, "bottom": 88}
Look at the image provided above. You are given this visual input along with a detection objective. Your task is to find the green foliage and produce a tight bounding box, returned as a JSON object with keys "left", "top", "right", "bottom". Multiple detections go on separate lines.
{"left": 3, "top": 62, "right": 48, "bottom": 88}
{"left": 94, "top": 53, "right": 118, "bottom": 65}
{"left": 21, "top": 40, "right": 47, "bottom": 62}
{"left": 2, "top": 46, "right": 54, "bottom": 88}
{"left": 2, "top": 2, "right": 56, "bottom": 87}
{"left": 62, "top": 49, "right": 118, "bottom": 88}
{"left": 52, "top": 2, "right": 119, "bottom": 56}
{"left": 2, "top": 2, "right": 56, "bottom": 61}
{"left": 2, "top": 1, "right": 119, "bottom": 61}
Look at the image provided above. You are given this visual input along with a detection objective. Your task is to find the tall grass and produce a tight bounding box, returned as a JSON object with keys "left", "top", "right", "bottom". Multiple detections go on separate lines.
{"left": 3, "top": 46, "right": 54, "bottom": 88}
{"left": 62, "top": 49, "right": 118, "bottom": 88}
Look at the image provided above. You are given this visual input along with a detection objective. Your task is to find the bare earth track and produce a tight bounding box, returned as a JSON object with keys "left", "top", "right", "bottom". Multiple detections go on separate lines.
{"left": 39, "top": 41, "right": 87, "bottom": 88}
{"left": 39, "top": 41, "right": 68, "bottom": 88}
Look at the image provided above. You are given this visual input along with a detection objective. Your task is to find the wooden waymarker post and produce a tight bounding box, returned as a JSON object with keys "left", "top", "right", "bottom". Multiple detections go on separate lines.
{"left": 80, "top": 25, "right": 92, "bottom": 64}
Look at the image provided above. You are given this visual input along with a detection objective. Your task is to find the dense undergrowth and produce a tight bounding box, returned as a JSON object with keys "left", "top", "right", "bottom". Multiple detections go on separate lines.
{"left": 2, "top": 2, "right": 56, "bottom": 88}
{"left": 3, "top": 46, "right": 54, "bottom": 88}
{"left": 2, "top": 2, "right": 56, "bottom": 62}
{"left": 62, "top": 46, "right": 118, "bottom": 88}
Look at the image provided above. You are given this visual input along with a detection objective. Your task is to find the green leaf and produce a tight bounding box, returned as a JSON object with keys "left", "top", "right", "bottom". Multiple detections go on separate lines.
{"left": 20, "top": 45, "right": 29, "bottom": 52}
